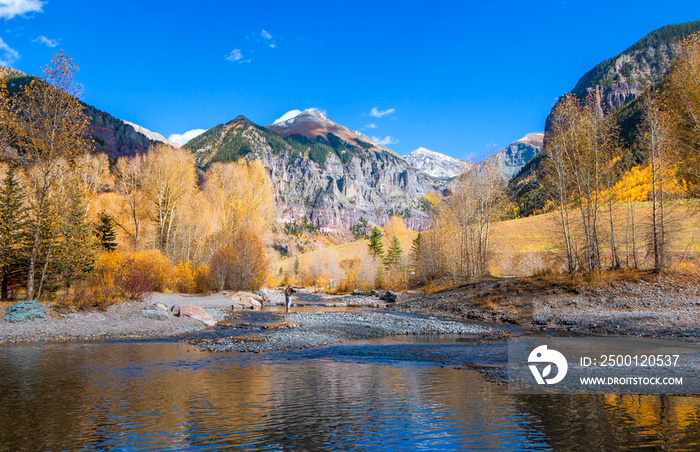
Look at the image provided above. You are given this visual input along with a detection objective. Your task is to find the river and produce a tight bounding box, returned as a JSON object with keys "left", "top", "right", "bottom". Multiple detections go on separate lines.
{"left": 2, "top": 334, "right": 700, "bottom": 450}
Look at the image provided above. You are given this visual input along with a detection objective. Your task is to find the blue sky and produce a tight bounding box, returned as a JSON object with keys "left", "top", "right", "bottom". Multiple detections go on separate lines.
{"left": 1, "top": 1, "right": 700, "bottom": 161}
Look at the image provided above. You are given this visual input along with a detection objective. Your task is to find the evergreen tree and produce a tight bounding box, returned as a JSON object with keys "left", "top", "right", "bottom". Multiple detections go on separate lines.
{"left": 94, "top": 211, "right": 118, "bottom": 251}
{"left": 0, "top": 165, "right": 27, "bottom": 300}
{"left": 350, "top": 217, "right": 370, "bottom": 240}
{"left": 55, "top": 185, "right": 97, "bottom": 292}
{"left": 293, "top": 256, "right": 300, "bottom": 276}
{"left": 410, "top": 232, "right": 422, "bottom": 270}
{"left": 384, "top": 235, "right": 404, "bottom": 270}
{"left": 368, "top": 226, "right": 384, "bottom": 260}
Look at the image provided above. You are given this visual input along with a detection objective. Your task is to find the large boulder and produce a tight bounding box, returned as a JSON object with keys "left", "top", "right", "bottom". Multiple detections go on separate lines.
{"left": 144, "top": 302, "right": 170, "bottom": 314}
{"left": 380, "top": 291, "right": 405, "bottom": 303}
{"left": 139, "top": 309, "right": 169, "bottom": 321}
{"left": 252, "top": 290, "right": 269, "bottom": 302}
{"left": 233, "top": 295, "right": 262, "bottom": 310}
{"left": 3, "top": 300, "right": 45, "bottom": 323}
{"left": 179, "top": 305, "right": 217, "bottom": 326}
{"left": 232, "top": 291, "right": 265, "bottom": 303}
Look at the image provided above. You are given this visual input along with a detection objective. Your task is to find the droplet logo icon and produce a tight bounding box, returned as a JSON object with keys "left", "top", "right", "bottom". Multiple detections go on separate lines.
{"left": 528, "top": 345, "right": 568, "bottom": 384}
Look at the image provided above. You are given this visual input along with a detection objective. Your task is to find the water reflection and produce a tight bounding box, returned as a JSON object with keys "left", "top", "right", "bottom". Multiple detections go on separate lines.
{"left": 1, "top": 340, "right": 700, "bottom": 450}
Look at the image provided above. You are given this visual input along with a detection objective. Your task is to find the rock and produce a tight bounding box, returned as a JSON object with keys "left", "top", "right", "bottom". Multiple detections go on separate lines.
{"left": 3, "top": 300, "right": 45, "bottom": 323}
{"left": 235, "top": 296, "right": 262, "bottom": 309}
{"left": 179, "top": 305, "right": 217, "bottom": 326}
{"left": 264, "top": 301, "right": 278, "bottom": 307}
{"left": 231, "top": 302, "right": 245, "bottom": 310}
{"left": 233, "top": 292, "right": 265, "bottom": 303}
{"left": 139, "top": 309, "right": 170, "bottom": 321}
{"left": 380, "top": 291, "right": 399, "bottom": 303}
{"left": 253, "top": 290, "right": 269, "bottom": 302}
{"left": 171, "top": 304, "right": 181, "bottom": 316}
{"left": 145, "top": 302, "right": 170, "bottom": 313}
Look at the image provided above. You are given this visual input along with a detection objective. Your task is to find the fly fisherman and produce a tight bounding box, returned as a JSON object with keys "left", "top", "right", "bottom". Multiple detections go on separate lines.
{"left": 284, "top": 285, "right": 296, "bottom": 312}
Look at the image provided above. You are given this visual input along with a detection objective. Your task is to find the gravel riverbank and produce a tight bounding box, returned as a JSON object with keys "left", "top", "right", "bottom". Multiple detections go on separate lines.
{"left": 0, "top": 293, "right": 233, "bottom": 343}
{"left": 389, "top": 277, "right": 700, "bottom": 340}
{"left": 192, "top": 311, "right": 504, "bottom": 352}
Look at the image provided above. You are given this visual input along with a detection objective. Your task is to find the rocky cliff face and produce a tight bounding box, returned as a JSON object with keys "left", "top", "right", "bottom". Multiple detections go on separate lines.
{"left": 404, "top": 147, "right": 468, "bottom": 179}
{"left": 478, "top": 133, "right": 544, "bottom": 181}
{"left": 186, "top": 112, "right": 441, "bottom": 230}
{"left": 571, "top": 20, "right": 700, "bottom": 112}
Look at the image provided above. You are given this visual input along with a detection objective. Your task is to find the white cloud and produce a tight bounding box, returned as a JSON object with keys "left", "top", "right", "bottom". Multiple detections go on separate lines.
{"left": 370, "top": 107, "right": 395, "bottom": 118}
{"left": 0, "top": 37, "right": 19, "bottom": 66}
{"left": 364, "top": 123, "right": 377, "bottom": 129}
{"left": 225, "top": 48, "right": 243, "bottom": 62}
{"left": 0, "top": 0, "right": 43, "bottom": 20}
{"left": 32, "top": 35, "right": 56, "bottom": 47}
{"left": 274, "top": 109, "right": 302, "bottom": 124}
{"left": 168, "top": 129, "right": 206, "bottom": 146}
{"left": 372, "top": 135, "right": 399, "bottom": 146}
{"left": 261, "top": 29, "right": 276, "bottom": 48}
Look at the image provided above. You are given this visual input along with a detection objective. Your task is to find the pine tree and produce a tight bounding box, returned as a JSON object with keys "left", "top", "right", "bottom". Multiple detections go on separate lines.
{"left": 293, "top": 256, "right": 300, "bottom": 276}
{"left": 410, "top": 232, "right": 422, "bottom": 271}
{"left": 0, "top": 165, "right": 27, "bottom": 300}
{"left": 94, "top": 211, "right": 118, "bottom": 251}
{"left": 368, "top": 226, "right": 384, "bottom": 260}
{"left": 55, "top": 185, "right": 97, "bottom": 292}
{"left": 384, "top": 235, "right": 404, "bottom": 270}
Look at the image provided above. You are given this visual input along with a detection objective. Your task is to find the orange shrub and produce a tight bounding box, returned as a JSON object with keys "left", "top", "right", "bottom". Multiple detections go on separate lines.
{"left": 194, "top": 264, "right": 212, "bottom": 293}
{"left": 125, "top": 250, "right": 174, "bottom": 292}
{"left": 174, "top": 261, "right": 196, "bottom": 293}
{"left": 93, "top": 250, "right": 125, "bottom": 285}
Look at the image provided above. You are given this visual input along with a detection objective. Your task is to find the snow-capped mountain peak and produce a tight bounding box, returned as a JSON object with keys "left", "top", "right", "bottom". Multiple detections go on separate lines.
{"left": 273, "top": 108, "right": 331, "bottom": 127}
{"left": 404, "top": 147, "right": 468, "bottom": 179}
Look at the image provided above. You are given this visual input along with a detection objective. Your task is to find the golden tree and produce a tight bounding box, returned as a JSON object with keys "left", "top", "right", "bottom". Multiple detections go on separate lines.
{"left": 640, "top": 95, "right": 677, "bottom": 271}
{"left": 114, "top": 153, "right": 147, "bottom": 248}
{"left": 668, "top": 32, "right": 700, "bottom": 197}
{"left": 11, "top": 51, "right": 93, "bottom": 299}
{"left": 142, "top": 144, "right": 196, "bottom": 253}
{"left": 203, "top": 159, "right": 275, "bottom": 290}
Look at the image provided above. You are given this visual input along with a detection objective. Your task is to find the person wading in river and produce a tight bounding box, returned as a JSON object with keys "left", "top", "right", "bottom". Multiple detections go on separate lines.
{"left": 284, "top": 285, "right": 296, "bottom": 312}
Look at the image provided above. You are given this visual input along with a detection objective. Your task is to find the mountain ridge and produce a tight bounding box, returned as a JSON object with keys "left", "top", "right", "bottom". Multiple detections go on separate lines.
{"left": 403, "top": 147, "right": 468, "bottom": 179}
{"left": 184, "top": 112, "right": 443, "bottom": 231}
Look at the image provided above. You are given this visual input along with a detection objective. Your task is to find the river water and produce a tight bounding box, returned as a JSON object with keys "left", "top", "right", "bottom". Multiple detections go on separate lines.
{"left": 2, "top": 336, "right": 700, "bottom": 451}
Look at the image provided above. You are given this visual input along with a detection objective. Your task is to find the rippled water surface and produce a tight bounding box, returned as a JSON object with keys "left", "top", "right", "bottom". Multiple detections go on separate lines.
{"left": 2, "top": 338, "right": 700, "bottom": 451}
